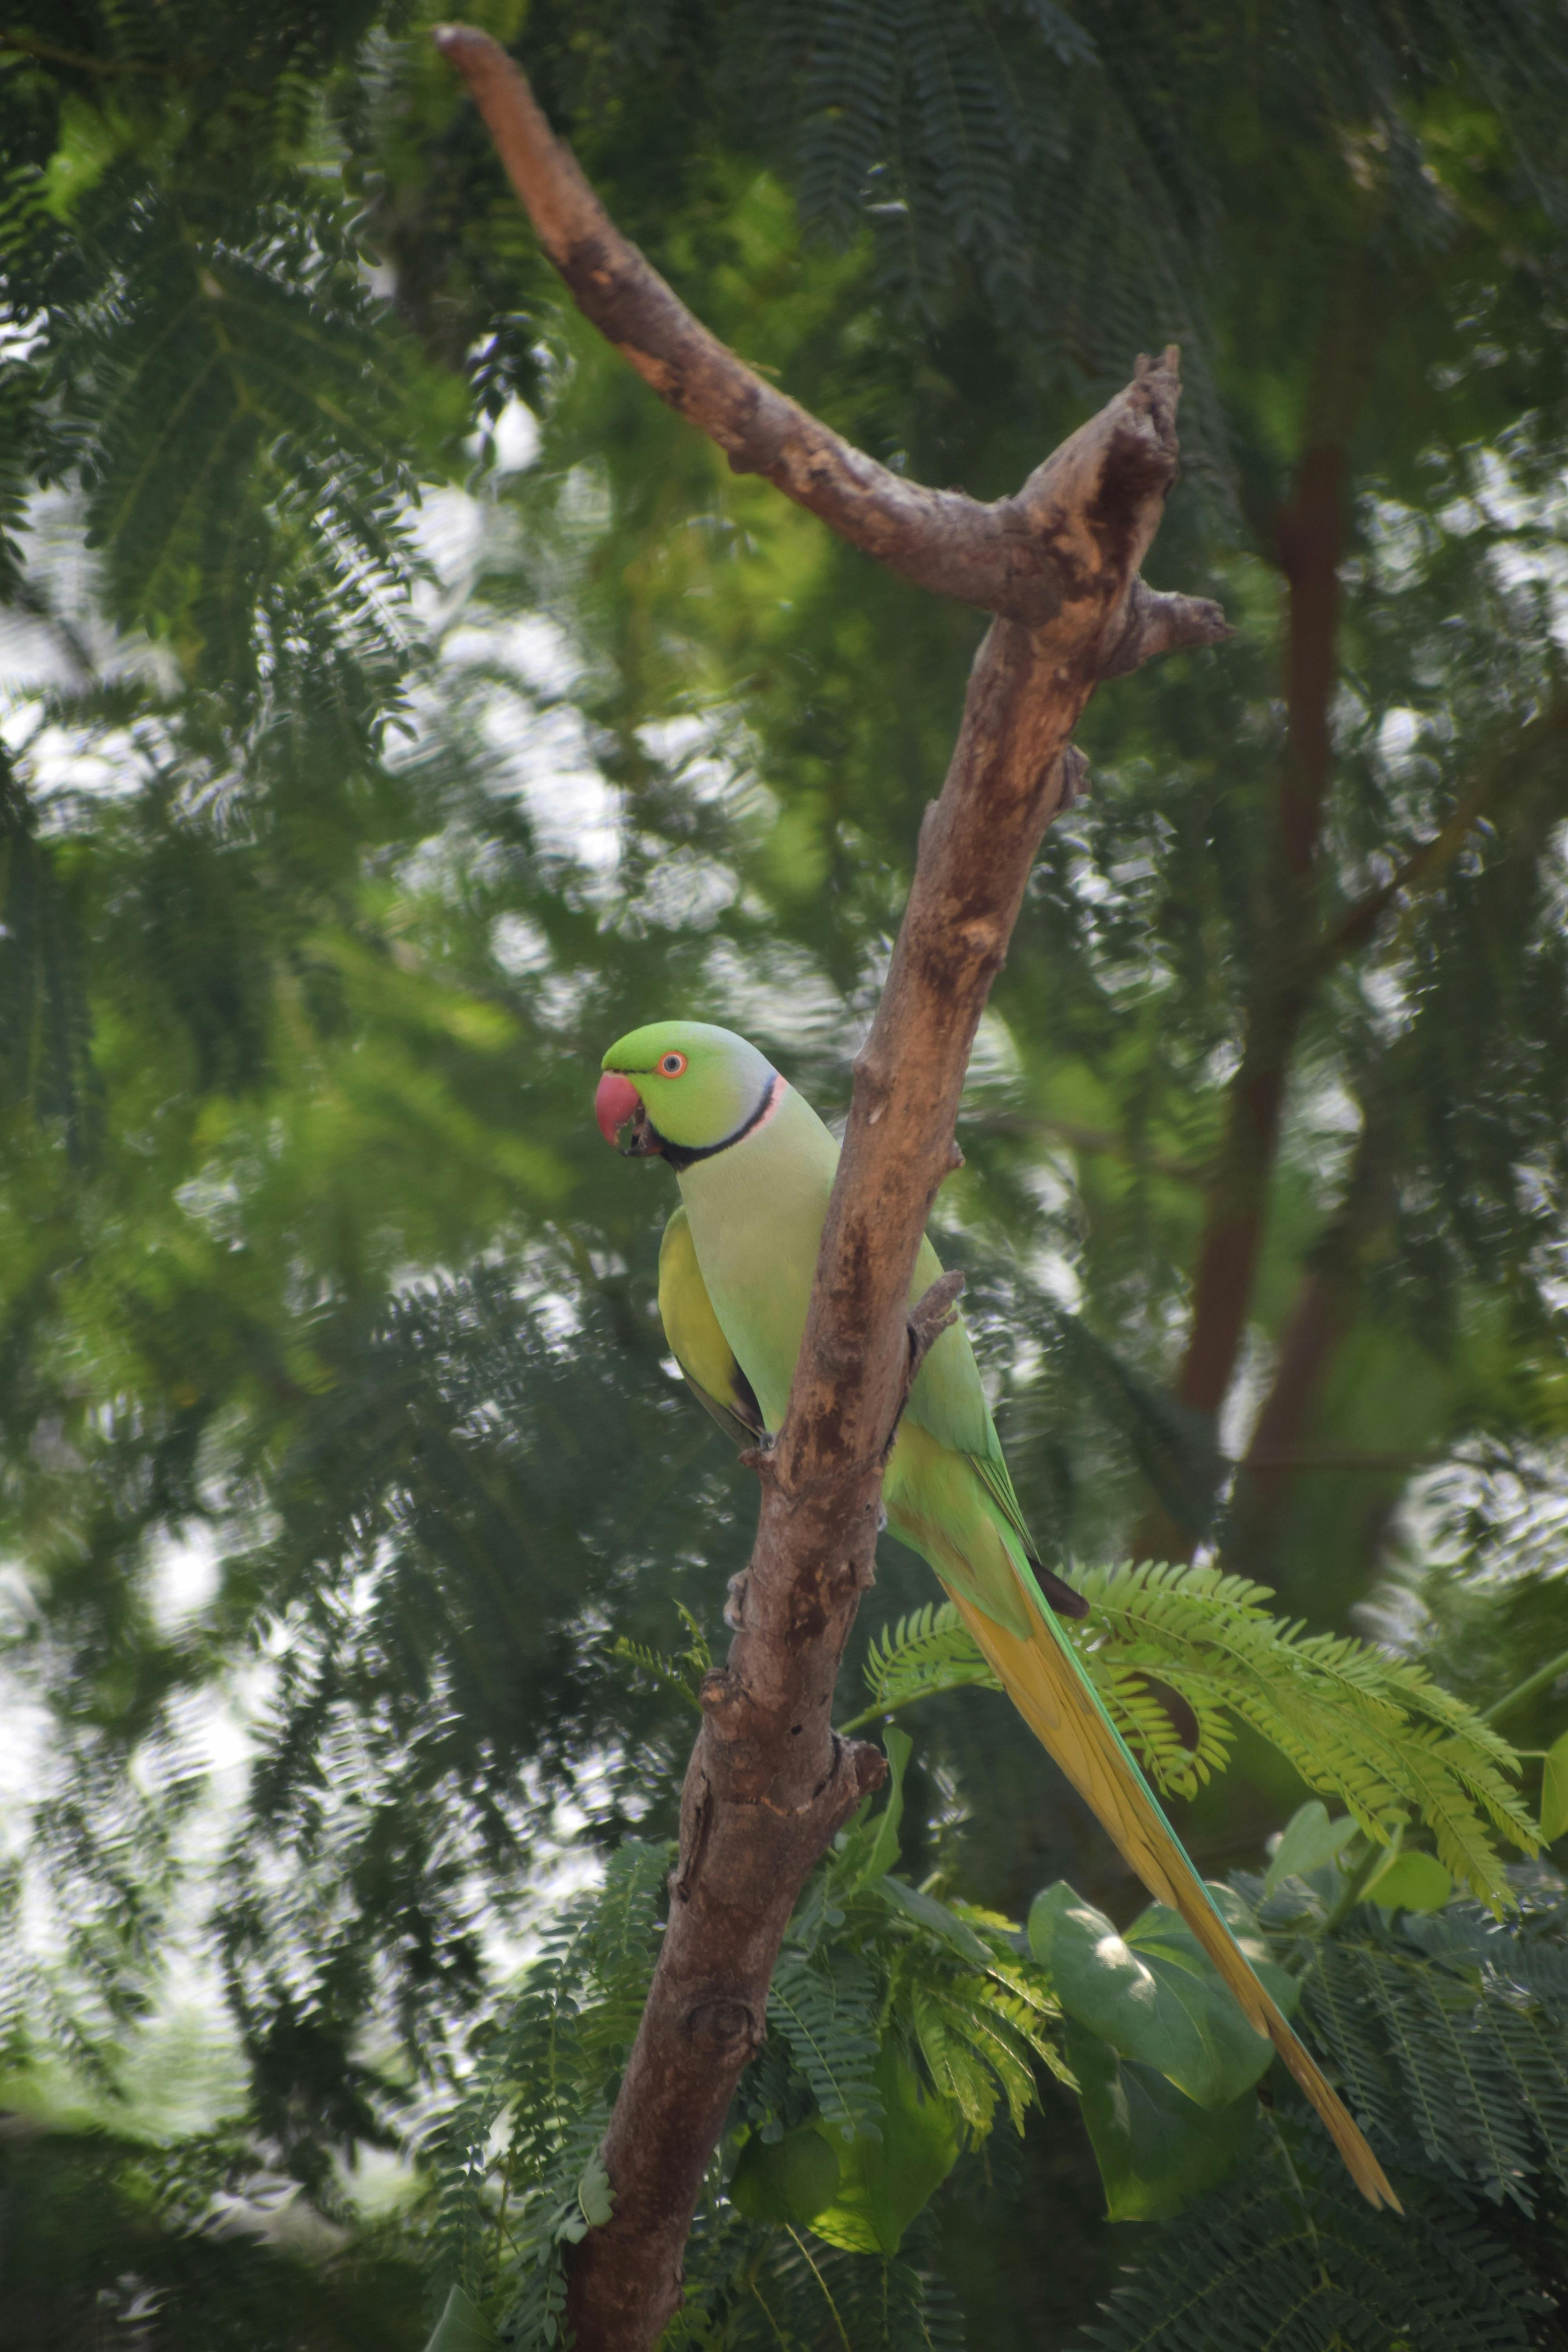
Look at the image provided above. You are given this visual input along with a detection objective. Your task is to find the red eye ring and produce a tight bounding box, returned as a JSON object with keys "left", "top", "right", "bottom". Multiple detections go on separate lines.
{"left": 659, "top": 1051, "right": 688, "bottom": 1077}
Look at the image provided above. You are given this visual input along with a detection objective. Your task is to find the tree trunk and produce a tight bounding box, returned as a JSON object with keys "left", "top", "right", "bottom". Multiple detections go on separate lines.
{"left": 1223, "top": 1101, "right": 1397, "bottom": 1593}
{"left": 1133, "top": 256, "right": 1383, "bottom": 1564}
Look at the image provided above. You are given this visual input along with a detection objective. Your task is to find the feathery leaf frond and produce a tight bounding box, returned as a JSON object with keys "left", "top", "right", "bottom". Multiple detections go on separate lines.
{"left": 1077, "top": 2134, "right": 1544, "bottom": 2352}
{"left": 856, "top": 1565, "right": 1537, "bottom": 1907}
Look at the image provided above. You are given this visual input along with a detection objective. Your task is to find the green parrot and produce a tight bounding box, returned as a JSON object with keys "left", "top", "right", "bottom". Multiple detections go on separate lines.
{"left": 596, "top": 1018, "right": 1396, "bottom": 2211}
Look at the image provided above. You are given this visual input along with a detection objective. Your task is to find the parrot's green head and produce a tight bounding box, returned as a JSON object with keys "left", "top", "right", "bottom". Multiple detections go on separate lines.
{"left": 596, "top": 1020, "right": 780, "bottom": 1167}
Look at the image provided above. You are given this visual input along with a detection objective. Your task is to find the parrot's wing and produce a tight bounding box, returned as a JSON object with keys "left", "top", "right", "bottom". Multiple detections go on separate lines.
{"left": 905, "top": 1241, "right": 1088, "bottom": 1619}
{"left": 965, "top": 1448, "right": 1089, "bottom": 1619}
{"left": 658, "top": 1205, "right": 765, "bottom": 1448}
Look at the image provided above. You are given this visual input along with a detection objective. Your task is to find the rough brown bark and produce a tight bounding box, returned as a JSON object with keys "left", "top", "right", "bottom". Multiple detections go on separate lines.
{"left": 434, "top": 28, "right": 1227, "bottom": 2347}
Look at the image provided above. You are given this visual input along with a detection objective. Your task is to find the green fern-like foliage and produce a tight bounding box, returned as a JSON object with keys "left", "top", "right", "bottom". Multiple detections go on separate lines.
{"left": 768, "top": 1944, "right": 885, "bottom": 2142}
{"left": 741, "top": 0, "right": 1568, "bottom": 505}
{"left": 859, "top": 1602, "right": 1001, "bottom": 1720}
{"left": 819, "top": 1884, "right": 1065, "bottom": 2149}
{"left": 856, "top": 1564, "right": 1538, "bottom": 1908}
{"left": 2, "top": 4, "right": 421, "bottom": 720}
{"left": 894, "top": 1926, "right": 1057, "bottom": 2141}
{"left": 421, "top": 1774, "right": 1568, "bottom": 2351}
{"left": 667, "top": 2210, "right": 967, "bottom": 2351}
{"left": 427, "top": 1839, "right": 671, "bottom": 2337}
{"left": 612, "top": 1603, "right": 715, "bottom": 1715}
{"left": 1077, "top": 2132, "right": 1545, "bottom": 2352}
{"left": 53, "top": 188, "right": 417, "bottom": 710}
{"left": 1294, "top": 1895, "right": 1568, "bottom": 2215}
{"left": 782, "top": 1728, "right": 1067, "bottom": 2145}
{"left": 422, "top": 1736, "right": 1065, "bottom": 2347}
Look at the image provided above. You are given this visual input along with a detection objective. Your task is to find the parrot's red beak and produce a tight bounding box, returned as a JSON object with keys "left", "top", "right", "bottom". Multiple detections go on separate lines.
{"left": 595, "top": 1068, "right": 643, "bottom": 1149}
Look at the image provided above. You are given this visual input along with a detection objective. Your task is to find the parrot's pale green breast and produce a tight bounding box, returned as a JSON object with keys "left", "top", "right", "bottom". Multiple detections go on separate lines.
{"left": 674, "top": 1085, "right": 835, "bottom": 1431}
{"left": 674, "top": 1083, "right": 990, "bottom": 1457}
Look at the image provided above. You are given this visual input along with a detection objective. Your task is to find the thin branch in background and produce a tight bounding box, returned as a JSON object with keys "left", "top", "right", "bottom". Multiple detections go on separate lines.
{"left": 1312, "top": 697, "right": 1568, "bottom": 974}
{"left": 1129, "top": 256, "right": 1390, "bottom": 1570}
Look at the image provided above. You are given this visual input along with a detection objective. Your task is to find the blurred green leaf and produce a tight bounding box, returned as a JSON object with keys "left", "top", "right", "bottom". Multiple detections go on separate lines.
{"left": 1366, "top": 1851, "right": 1454, "bottom": 1913}
{"left": 730, "top": 2123, "right": 842, "bottom": 2229}
{"left": 1541, "top": 1727, "right": 1568, "bottom": 1842}
{"left": 577, "top": 2150, "right": 614, "bottom": 2229}
{"left": 807, "top": 2045, "right": 962, "bottom": 2256}
{"left": 1065, "top": 2021, "right": 1260, "bottom": 2223}
{"left": 422, "top": 2287, "right": 497, "bottom": 2352}
{"left": 1264, "top": 1800, "right": 1360, "bottom": 1895}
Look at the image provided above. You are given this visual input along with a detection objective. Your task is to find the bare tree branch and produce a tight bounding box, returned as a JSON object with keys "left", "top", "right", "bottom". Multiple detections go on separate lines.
{"left": 433, "top": 26, "right": 1230, "bottom": 658}
{"left": 1098, "top": 577, "right": 1232, "bottom": 676}
{"left": 434, "top": 28, "right": 1229, "bottom": 2347}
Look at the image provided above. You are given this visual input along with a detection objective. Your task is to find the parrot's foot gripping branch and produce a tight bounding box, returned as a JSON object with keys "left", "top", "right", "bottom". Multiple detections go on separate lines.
{"left": 905, "top": 1269, "right": 966, "bottom": 1382}
{"left": 882, "top": 1268, "right": 967, "bottom": 1466}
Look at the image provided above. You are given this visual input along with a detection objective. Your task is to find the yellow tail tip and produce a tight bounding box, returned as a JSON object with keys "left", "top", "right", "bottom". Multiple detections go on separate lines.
{"left": 945, "top": 1581, "right": 1405, "bottom": 2215}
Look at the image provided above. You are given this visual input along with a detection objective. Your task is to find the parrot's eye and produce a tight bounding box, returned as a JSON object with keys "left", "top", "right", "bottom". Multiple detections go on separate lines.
{"left": 659, "top": 1051, "right": 688, "bottom": 1077}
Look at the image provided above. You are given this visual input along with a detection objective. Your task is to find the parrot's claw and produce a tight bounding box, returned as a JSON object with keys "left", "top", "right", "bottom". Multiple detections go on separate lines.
{"left": 724, "top": 1571, "right": 749, "bottom": 1630}
{"left": 739, "top": 1433, "right": 777, "bottom": 1484}
{"left": 877, "top": 1503, "right": 888, "bottom": 1533}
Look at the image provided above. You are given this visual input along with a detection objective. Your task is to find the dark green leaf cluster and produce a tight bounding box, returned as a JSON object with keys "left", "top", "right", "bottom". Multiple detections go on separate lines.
{"left": 1078, "top": 2148, "right": 1546, "bottom": 2352}
{"left": 425, "top": 1838, "right": 670, "bottom": 2342}
{"left": 0, "top": 1, "right": 427, "bottom": 722}
{"left": 665, "top": 2211, "right": 967, "bottom": 2352}
{"left": 1296, "top": 1886, "right": 1568, "bottom": 2215}
{"left": 209, "top": 1265, "right": 751, "bottom": 2177}
{"left": 491, "top": 0, "right": 1568, "bottom": 505}
{"left": 416, "top": 1738, "right": 1568, "bottom": 2351}
{"left": 0, "top": 746, "right": 100, "bottom": 1153}
{"left": 777, "top": 1732, "right": 1067, "bottom": 2151}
